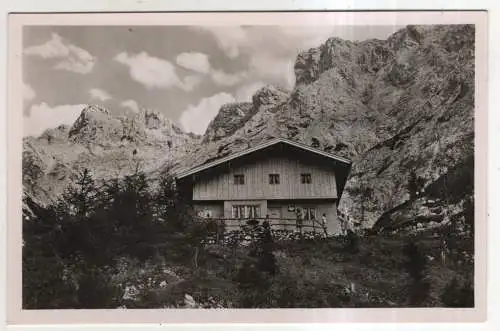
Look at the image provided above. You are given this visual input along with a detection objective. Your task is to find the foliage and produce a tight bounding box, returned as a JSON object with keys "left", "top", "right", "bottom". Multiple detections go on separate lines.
{"left": 425, "top": 155, "right": 474, "bottom": 204}
{"left": 441, "top": 276, "right": 474, "bottom": 307}
{"left": 344, "top": 229, "right": 360, "bottom": 253}
{"left": 22, "top": 166, "right": 208, "bottom": 309}
{"left": 23, "top": 167, "right": 473, "bottom": 309}
{"left": 402, "top": 239, "right": 430, "bottom": 306}
{"left": 350, "top": 181, "right": 374, "bottom": 226}
{"left": 232, "top": 221, "right": 279, "bottom": 307}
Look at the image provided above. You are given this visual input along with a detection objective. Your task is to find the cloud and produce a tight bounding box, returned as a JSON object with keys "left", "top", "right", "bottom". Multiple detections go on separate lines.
{"left": 176, "top": 52, "right": 211, "bottom": 74}
{"left": 89, "top": 88, "right": 111, "bottom": 101}
{"left": 180, "top": 92, "right": 235, "bottom": 135}
{"left": 182, "top": 75, "right": 203, "bottom": 91}
{"left": 24, "top": 33, "right": 95, "bottom": 74}
{"left": 175, "top": 51, "right": 244, "bottom": 87}
{"left": 114, "top": 51, "right": 201, "bottom": 91}
{"left": 211, "top": 69, "right": 247, "bottom": 87}
{"left": 121, "top": 99, "right": 140, "bottom": 113}
{"left": 249, "top": 55, "right": 295, "bottom": 89}
{"left": 24, "top": 102, "right": 83, "bottom": 137}
{"left": 190, "top": 26, "right": 338, "bottom": 89}
{"left": 23, "top": 83, "right": 36, "bottom": 101}
{"left": 235, "top": 81, "right": 266, "bottom": 102}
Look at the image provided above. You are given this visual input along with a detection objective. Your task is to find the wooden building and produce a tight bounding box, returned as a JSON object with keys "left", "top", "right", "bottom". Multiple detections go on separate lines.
{"left": 175, "top": 138, "right": 352, "bottom": 235}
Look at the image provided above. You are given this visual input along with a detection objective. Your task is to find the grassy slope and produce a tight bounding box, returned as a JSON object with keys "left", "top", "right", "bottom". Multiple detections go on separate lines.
{"left": 127, "top": 234, "right": 473, "bottom": 308}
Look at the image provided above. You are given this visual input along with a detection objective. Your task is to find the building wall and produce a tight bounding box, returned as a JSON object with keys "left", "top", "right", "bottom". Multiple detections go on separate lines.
{"left": 193, "top": 199, "right": 341, "bottom": 235}
{"left": 223, "top": 200, "right": 267, "bottom": 228}
{"left": 267, "top": 200, "right": 340, "bottom": 235}
{"left": 192, "top": 156, "right": 337, "bottom": 201}
{"left": 193, "top": 202, "right": 224, "bottom": 219}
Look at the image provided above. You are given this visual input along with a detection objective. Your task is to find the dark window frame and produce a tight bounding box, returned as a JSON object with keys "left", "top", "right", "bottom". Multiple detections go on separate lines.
{"left": 301, "top": 173, "right": 312, "bottom": 184}
{"left": 269, "top": 173, "right": 280, "bottom": 185}
{"left": 233, "top": 174, "right": 245, "bottom": 185}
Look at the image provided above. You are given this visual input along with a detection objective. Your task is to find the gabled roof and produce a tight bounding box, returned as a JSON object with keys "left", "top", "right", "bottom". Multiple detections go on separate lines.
{"left": 176, "top": 137, "right": 352, "bottom": 179}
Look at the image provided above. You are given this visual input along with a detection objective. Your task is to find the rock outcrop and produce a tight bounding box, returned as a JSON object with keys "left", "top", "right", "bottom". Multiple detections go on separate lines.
{"left": 178, "top": 24, "right": 475, "bottom": 231}
{"left": 23, "top": 104, "right": 201, "bottom": 206}
{"left": 23, "top": 25, "right": 475, "bottom": 233}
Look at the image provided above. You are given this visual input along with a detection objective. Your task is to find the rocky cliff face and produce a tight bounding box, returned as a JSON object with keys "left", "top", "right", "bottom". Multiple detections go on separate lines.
{"left": 23, "top": 104, "right": 201, "bottom": 207}
{"left": 23, "top": 24, "right": 475, "bottom": 232}
{"left": 178, "top": 24, "right": 475, "bottom": 231}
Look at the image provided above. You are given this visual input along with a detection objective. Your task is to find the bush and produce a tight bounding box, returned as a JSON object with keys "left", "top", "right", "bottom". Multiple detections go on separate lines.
{"left": 441, "top": 277, "right": 474, "bottom": 307}
{"left": 345, "top": 229, "right": 360, "bottom": 253}
{"left": 233, "top": 223, "right": 279, "bottom": 307}
{"left": 402, "top": 240, "right": 430, "bottom": 306}
{"left": 22, "top": 167, "right": 208, "bottom": 309}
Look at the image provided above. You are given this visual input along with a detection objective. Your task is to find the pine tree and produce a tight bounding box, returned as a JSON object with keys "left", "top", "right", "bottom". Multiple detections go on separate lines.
{"left": 62, "top": 168, "right": 98, "bottom": 220}
{"left": 351, "top": 180, "right": 373, "bottom": 227}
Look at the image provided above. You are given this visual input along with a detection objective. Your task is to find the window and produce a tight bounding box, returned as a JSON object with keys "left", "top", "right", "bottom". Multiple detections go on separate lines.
{"left": 303, "top": 208, "right": 316, "bottom": 221}
{"left": 301, "top": 173, "right": 312, "bottom": 184}
{"left": 233, "top": 174, "right": 245, "bottom": 185}
{"left": 232, "top": 205, "right": 261, "bottom": 219}
{"left": 269, "top": 174, "right": 280, "bottom": 184}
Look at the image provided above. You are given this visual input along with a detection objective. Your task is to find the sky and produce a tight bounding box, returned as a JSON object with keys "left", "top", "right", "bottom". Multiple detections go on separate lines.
{"left": 22, "top": 25, "right": 401, "bottom": 137}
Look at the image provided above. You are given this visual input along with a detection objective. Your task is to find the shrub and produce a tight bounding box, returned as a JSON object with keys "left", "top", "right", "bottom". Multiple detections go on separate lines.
{"left": 22, "top": 167, "right": 206, "bottom": 309}
{"left": 441, "top": 277, "right": 474, "bottom": 307}
{"left": 402, "top": 240, "right": 430, "bottom": 306}
{"left": 345, "top": 229, "right": 360, "bottom": 253}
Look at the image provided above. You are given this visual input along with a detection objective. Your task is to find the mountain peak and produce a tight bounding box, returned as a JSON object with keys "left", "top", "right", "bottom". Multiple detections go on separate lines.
{"left": 68, "top": 104, "right": 123, "bottom": 144}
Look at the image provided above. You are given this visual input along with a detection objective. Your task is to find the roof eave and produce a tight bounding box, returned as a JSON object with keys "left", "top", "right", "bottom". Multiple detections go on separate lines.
{"left": 175, "top": 138, "right": 352, "bottom": 180}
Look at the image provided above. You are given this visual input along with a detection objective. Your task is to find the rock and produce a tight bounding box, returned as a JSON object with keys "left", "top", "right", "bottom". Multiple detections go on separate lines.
{"left": 251, "top": 85, "right": 289, "bottom": 110}
{"left": 24, "top": 25, "right": 474, "bottom": 237}
{"left": 122, "top": 285, "right": 140, "bottom": 301}
{"left": 203, "top": 102, "right": 254, "bottom": 143}
{"left": 184, "top": 294, "right": 197, "bottom": 308}
{"left": 22, "top": 103, "right": 201, "bottom": 207}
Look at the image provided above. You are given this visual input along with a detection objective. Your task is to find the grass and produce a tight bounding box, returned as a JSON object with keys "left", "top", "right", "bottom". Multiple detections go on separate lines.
{"left": 124, "top": 233, "right": 473, "bottom": 308}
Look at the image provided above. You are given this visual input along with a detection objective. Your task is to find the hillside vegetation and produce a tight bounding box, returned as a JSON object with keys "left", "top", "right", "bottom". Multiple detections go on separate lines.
{"left": 22, "top": 24, "right": 475, "bottom": 308}
{"left": 23, "top": 169, "right": 474, "bottom": 309}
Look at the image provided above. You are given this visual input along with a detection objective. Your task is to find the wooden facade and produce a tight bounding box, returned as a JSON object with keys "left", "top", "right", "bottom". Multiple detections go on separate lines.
{"left": 176, "top": 138, "right": 352, "bottom": 236}
{"left": 193, "top": 156, "right": 338, "bottom": 201}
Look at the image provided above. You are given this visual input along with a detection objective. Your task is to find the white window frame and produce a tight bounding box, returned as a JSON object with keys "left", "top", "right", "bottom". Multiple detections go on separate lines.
{"left": 232, "top": 204, "right": 261, "bottom": 219}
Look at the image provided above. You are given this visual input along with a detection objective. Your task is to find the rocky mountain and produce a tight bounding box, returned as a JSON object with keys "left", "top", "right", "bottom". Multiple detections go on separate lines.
{"left": 23, "top": 24, "right": 475, "bottom": 232}
{"left": 23, "top": 105, "right": 200, "bottom": 208}
{"left": 176, "top": 24, "right": 475, "bottom": 231}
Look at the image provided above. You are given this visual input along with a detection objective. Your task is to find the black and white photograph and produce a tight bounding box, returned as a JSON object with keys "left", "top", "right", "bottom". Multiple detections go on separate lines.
{"left": 7, "top": 10, "right": 487, "bottom": 324}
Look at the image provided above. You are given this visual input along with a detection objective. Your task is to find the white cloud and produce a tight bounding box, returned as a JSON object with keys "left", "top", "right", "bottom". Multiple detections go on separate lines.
{"left": 180, "top": 92, "right": 235, "bottom": 135}
{"left": 23, "top": 83, "right": 36, "bottom": 101}
{"left": 190, "top": 26, "right": 338, "bottom": 89}
{"left": 176, "top": 52, "right": 211, "bottom": 74}
{"left": 121, "top": 99, "right": 140, "bottom": 113}
{"left": 249, "top": 55, "right": 295, "bottom": 89}
{"left": 211, "top": 69, "right": 246, "bottom": 87}
{"left": 175, "top": 51, "right": 245, "bottom": 87}
{"left": 89, "top": 88, "right": 111, "bottom": 101}
{"left": 24, "top": 33, "right": 95, "bottom": 74}
{"left": 182, "top": 75, "right": 203, "bottom": 91}
{"left": 235, "top": 81, "right": 266, "bottom": 102}
{"left": 24, "top": 103, "right": 83, "bottom": 137}
{"left": 114, "top": 51, "right": 201, "bottom": 91}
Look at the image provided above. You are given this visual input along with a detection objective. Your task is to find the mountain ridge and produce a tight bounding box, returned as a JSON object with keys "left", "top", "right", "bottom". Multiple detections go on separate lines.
{"left": 23, "top": 24, "right": 475, "bottom": 232}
